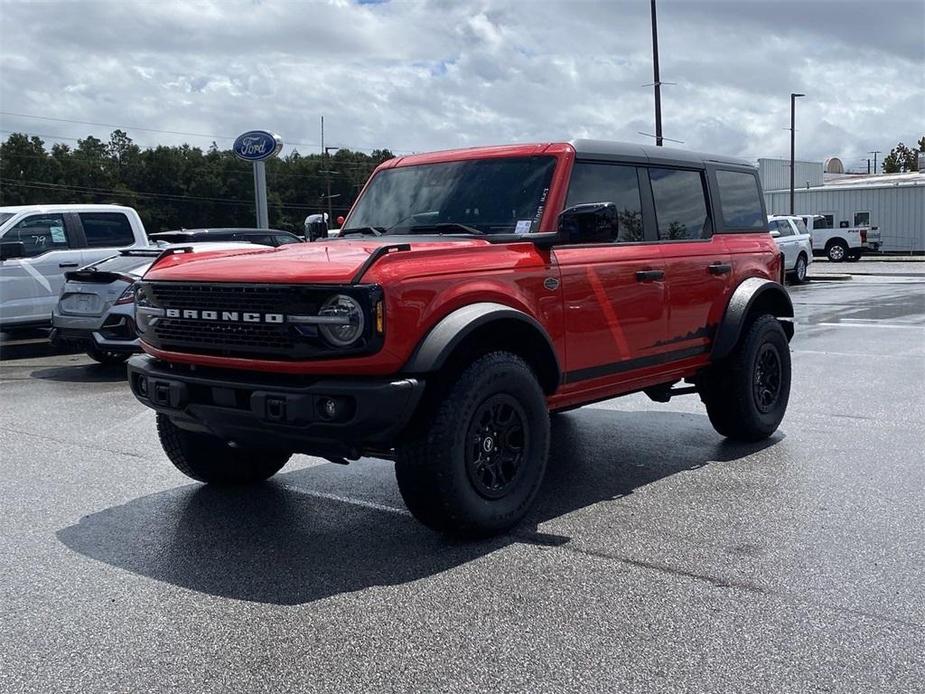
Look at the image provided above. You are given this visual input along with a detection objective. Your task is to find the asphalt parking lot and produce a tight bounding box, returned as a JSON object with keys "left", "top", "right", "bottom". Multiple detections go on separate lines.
{"left": 2, "top": 268, "right": 924, "bottom": 693}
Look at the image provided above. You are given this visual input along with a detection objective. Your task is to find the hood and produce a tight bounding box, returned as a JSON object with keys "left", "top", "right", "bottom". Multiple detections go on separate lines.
{"left": 143, "top": 238, "right": 489, "bottom": 284}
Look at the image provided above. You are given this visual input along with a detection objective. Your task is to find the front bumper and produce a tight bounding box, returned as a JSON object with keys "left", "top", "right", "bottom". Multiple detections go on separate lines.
{"left": 127, "top": 355, "right": 425, "bottom": 459}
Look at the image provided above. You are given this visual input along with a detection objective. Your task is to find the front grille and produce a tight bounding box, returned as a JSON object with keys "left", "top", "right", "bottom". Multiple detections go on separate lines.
{"left": 142, "top": 281, "right": 382, "bottom": 360}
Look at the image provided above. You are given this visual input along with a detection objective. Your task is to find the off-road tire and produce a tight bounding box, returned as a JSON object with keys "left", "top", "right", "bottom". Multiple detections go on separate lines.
{"left": 826, "top": 240, "right": 848, "bottom": 262}
{"left": 85, "top": 345, "right": 129, "bottom": 365}
{"left": 791, "top": 253, "right": 808, "bottom": 284}
{"left": 156, "top": 414, "right": 291, "bottom": 484}
{"left": 396, "top": 351, "right": 550, "bottom": 537}
{"left": 700, "top": 314, "right": 791, "bottom": 442}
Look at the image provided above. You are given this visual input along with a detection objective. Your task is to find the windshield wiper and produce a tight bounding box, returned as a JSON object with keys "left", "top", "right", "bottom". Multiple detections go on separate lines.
{"left": 406, "top": 223, "right": 486, "bottom": 235}
{"left": 339, "top": 226, "right": 384, "bottom": 237}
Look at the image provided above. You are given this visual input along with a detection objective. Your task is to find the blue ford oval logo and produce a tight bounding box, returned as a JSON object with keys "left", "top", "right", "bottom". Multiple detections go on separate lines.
{"left": 232, "top": 130, "right": 283, "bottom": 162}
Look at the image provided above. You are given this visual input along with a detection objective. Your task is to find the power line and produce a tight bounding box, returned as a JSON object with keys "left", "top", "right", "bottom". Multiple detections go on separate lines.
{"left": 0, "top": 111, "right": 415, "bottom": 154}
{"left": 0, "top": 178, "right": 354, "bottom": 212}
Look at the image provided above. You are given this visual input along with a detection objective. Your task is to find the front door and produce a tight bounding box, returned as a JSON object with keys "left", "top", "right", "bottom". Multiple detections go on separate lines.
{"left": 553, "top": 162, "right": 668, "bottom": 389}
{"left": 0, "top": 213, "right": 81, "bottom": 325}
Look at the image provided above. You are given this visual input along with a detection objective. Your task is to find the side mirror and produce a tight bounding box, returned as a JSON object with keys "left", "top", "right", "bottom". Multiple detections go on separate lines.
{"left": 0, "top": 241, "right": 25, "bottom": 260}
{"left": 769, "top": 229, "right": 781, "bottom": 238}
{"left": 306, "top": 219, "right": 329, "bottom": 242}
{"left": 557, "top": 202, "right": 618, "bottom": 244}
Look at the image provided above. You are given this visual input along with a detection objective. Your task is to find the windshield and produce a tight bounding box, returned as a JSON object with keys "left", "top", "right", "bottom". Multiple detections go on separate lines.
{"left": 345, "top": 156, "right": 556, "bottom": 235}
{"left": 0, "top": 212, "right": 15, "bottom": 228}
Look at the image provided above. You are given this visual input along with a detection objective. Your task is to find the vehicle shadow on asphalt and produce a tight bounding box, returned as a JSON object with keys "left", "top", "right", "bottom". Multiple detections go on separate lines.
{"left": 56, "top": 409, "right": 781, "bottom": 605}
{"left": 29, "top": 363, "right": 127, "bottom": 383}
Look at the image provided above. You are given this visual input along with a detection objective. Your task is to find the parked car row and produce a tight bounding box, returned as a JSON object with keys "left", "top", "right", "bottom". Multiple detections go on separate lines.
{"left": 0, "top": 204, "right": 307, "bottom": 361}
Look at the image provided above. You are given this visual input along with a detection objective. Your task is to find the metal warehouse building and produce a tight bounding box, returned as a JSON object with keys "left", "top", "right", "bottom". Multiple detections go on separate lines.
{"left": 759, "top": 158, "right": 925, "bottom": 253}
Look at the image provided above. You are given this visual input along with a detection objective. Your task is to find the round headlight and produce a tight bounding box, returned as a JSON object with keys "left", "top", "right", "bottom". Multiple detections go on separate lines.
{"left": 318, "top": 294, "right": 365, "bottom": 347}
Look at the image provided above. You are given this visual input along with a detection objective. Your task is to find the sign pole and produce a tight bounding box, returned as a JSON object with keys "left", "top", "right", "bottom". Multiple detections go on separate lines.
{"left": 253, "top": 160, "right": 269, "bottom": 228}
{"left": 233, "top": 130, "right": 282, "bottom": 229}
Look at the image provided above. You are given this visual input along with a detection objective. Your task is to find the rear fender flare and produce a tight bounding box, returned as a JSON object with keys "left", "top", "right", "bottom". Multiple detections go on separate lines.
{"left": 712, "top": 278, "right": 794, "bottom": 360}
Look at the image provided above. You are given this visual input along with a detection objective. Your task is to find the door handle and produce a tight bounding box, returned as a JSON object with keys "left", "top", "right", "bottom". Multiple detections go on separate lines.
{"left": 635, "top": 269, "right": 664, "bottom": 282}
{"left": 708, "top": 262, "right": 732, "bottom": 275}
{"left": 59, "top": 262, "right": 79, "bottom": 268}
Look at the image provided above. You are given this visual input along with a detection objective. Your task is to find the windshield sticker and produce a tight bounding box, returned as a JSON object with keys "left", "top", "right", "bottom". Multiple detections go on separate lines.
{"left": 50, "top": 226, "right": 66, "bottom": 243}
{"left": 515, "top": 220, "right": 533, "bottom": 235}
{"left": 532, "top": 186, "right": 549, "bottom": 229}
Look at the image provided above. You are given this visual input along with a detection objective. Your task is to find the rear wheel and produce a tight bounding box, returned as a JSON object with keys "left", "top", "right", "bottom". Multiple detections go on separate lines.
{"left": 156, "top": 414, "right": 291, "bottom": 484}
{"left": 826, "top": 240, "right": 848, "bottom": 262}
{"left": 396, "top": 351, "right": 550, "bottom": 537}
{"left": 85, "top": 345, "right": 129, "bottom": 365}
{"left": 700, "top": 314, "right": 791, "bottom": 441}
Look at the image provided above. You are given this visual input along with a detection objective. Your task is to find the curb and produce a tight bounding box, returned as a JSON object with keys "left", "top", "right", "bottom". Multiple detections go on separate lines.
{"left": 806, "top": 274, "right": 852, "bottom": 282}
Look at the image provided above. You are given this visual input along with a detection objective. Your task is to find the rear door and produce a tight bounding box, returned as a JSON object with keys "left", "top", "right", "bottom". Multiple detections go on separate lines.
{"left": 553, "top": 161, "right": 668, "bottom": 388}
{"left": 773, "top": 219, "right": 797, "bottom": 268}
{"left": 650, "top": 166, "right": 731, "bottom": 358}
{"left": 76, "top": 211, "right": 138, "bottom": 265}
{"left": 0, "top": 212, "right": 82, "bottom": 324}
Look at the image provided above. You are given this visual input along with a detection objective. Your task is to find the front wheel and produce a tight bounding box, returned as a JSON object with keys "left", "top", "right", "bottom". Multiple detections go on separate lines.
{"left": 700, "top": 314, "right": 791, "bottom": 441}
{"left": 156, "top": 414, "right": 291, "bottom": 484}
{"left": 791, "top": 254, "right": 808, "bottom": 284}
{"left": 826, "top": 240, "right": 848, "bottom": 262}
{"left": 396, "top": 351, "right": 550, "bottom": 537}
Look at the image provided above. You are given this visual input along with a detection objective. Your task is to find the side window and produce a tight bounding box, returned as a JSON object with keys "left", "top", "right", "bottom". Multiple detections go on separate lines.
{"left": 817, "top": 214, "right": 834, "bottom": 229}
{"left": 3, "top": 214, "right": 70, "bottom": 257}
{"left": 78, "top": 213, "right": 135, "bottom": 248}
{"left": 854, "top": 211, "right": 870, "bottom": 227}
{"left": 649, "top": 168, "right": 711, "bottom": 241}
{"left": 793, "top": 218, "right": 808, "bottom": 235}
{"left": 715, "top": 170, "right": 765, "bottom": 229}
{"left": 565, "top": 162, "right": 644, "bottom": 243}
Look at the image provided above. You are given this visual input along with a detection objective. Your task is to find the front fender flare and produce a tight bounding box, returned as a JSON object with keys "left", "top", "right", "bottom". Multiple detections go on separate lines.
{"left": 403, "top": 302, "right": 561, "bottom": 390}
{"left": 712, "top": 278, "right": 794, "bottom": 360}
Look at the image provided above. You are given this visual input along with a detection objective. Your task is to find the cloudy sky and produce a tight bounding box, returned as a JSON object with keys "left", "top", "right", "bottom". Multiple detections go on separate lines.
{"left": 1, "top": 0, "right": 922, "bottom": 169}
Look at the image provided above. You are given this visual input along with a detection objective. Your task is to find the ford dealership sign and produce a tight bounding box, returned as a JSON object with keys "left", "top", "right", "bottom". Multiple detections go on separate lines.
{"left": 232, "top": 130, "right": 283, "bottom": 162}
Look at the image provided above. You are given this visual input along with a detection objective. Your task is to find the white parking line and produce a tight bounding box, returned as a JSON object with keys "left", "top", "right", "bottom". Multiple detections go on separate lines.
{"left": 279, "top": 483, "right": 411, "bottom": 516}
{"left": 817, "top": 322, "right": 925, "bottom": 330}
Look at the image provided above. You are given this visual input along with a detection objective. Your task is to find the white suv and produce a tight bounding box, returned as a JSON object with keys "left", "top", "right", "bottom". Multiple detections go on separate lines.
{"left": 768, "top": 215, "right": 813, "bottom": 284}
{"left": 0, "top": 204, "right": 149, "bottom": 330}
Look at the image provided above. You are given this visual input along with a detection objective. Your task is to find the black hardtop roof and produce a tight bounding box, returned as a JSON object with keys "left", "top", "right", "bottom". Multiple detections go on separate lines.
{"left": 570, "top": 139, "right": 753, "bottom": 169}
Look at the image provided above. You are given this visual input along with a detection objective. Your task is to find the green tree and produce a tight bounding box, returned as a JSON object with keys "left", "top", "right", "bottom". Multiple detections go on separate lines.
{"left": 882, "top": 137, "right": 924, "bottom": 173}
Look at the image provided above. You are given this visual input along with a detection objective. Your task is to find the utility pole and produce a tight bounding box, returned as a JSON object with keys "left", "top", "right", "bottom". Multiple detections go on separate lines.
{"left": 650, "top": 0, "right": 663, "bottom": 146}
{"left": 322, "top": 146, "right": 340, "bottom": 224}
{"left": 789, "top": 92, "right": 805, "bottom": 215}
{"left": 870, "top": 150, "right": 881, "bottom": 174}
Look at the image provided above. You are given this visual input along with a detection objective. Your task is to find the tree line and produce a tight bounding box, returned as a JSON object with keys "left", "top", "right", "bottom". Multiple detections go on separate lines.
{"left": 882, "top": 137, "right": 925, "bottom": 173}
{"left": 0, "top": 130, "right": 394, "bottom": 234}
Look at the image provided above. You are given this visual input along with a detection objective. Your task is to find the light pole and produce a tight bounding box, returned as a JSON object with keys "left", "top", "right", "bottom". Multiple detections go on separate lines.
{"left": 790, "top": 92, "right": 805, "bottom": 215}
{"left": 869, "top": 150, "right": 881, "bottom": 175}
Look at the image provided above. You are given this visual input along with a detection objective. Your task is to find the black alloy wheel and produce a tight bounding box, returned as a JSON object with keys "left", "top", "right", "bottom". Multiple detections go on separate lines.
{"left": 466, "top": 394, "right": 528, "bottom": 499}
{"left": 752, "top": 343, "right": 782, "bottom": 413}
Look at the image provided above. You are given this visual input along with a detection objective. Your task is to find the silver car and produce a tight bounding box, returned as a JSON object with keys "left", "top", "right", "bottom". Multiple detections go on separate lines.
{"left": 51, "top": 242, "right": 257, "bottom": 363}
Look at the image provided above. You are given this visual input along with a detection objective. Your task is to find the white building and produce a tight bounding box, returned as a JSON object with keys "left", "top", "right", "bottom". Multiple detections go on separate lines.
{"left": 758, "top": 158, "right": 925, "bottom": 253}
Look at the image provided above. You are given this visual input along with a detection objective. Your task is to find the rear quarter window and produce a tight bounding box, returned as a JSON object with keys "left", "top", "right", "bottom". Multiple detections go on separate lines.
{"left": 79, "top": 212, "right": 135, "bottom": 247}
{"left": 715, "top": 170, "right": 765, "bottom": 230}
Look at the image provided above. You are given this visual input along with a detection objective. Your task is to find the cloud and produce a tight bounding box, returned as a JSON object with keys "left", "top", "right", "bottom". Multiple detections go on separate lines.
{"left": 0, "top": 0, "right": 922, "bottom": 171}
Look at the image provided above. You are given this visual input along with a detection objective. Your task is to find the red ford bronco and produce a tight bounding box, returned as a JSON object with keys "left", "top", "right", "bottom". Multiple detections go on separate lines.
{"left": 128, "top": 140, "right": 793, "bottom": 536}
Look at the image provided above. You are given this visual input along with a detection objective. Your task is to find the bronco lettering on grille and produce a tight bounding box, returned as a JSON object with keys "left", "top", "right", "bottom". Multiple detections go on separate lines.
{"left": 164, "top": 308, "right": 284, "bottom": 323}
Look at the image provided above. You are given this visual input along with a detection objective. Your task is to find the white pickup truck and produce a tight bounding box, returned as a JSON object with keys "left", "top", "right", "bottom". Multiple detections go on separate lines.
{"left": 0, "top": 204, "right": 150, "bottom": 330}
{"left": 798, "top": 214, "right": 882, "bottom": 263}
